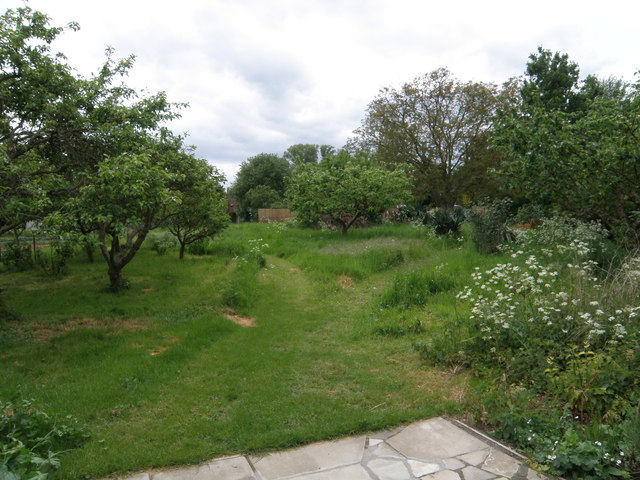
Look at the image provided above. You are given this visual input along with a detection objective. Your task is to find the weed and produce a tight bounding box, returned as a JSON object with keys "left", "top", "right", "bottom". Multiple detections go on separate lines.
{"left": 0, "top": 397, "right": 89, "bottom": 479}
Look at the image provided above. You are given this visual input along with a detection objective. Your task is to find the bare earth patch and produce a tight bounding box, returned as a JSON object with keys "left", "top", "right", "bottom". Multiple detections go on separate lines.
{"left": 149, "top": 338, "right": 181, "bottom": 356}
{"left": 33, "top": 317, "right": 149, "bottom": 342}
{"left": 338, "top": 275, "right": 354, "bottom": 289}
{"left": 223, "top": 309, "right": 257, "bottom": 327}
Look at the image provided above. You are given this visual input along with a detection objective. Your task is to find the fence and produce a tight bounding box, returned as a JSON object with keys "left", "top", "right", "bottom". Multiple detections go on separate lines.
{"left": 258, "top": 209, "right": 295, "bottom": 223}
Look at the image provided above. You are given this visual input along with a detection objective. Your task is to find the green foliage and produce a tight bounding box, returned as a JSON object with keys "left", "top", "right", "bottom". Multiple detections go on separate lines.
{"left": 521, "top": 47, "right": 582, "bottom": 112}
{"left": 0, "top": 398, "right": 89, "bottom": 479}
{"left": 287, "top": 151, "right": 411, "bottom": 234}
{"left": 493, "top": 48, "right": 640, "bottom": 246}
{"left": 165, "top": 156, "right": 229, "bottom": 259}
{"left": 379, "top": 269, "right": 456, "bottom": 309}
{"left": 242, "top": 185, "right": 284, "bottom": 211}
{"left": 480, "top": 390, "right": 632, "bottom": 480}
{"left": 185, "top": 239, "right": 207, "bottom": 255}
{"left": 34, "top": 239, "right": 75, "bottom": 276}
{"left": 0, "top": 241, "right": 33, "bottom": 271}
{"left": 0, "top": 7, "right": 81, "bottom": 237}
{"left": 149, "top": 232, "right": 177, "bottom": 256}
{"left": 423, "top": 208, "right": 465, "bottom": 236}
{"left": 353, "top": 68, "right": 506, "bottom": 206}
{"left": 78, "top": 152, "right": 181, "bottom": 289}
{"left": 422, "top": 215, "right": 640, "bottom": 478}
{"left": 371, "top": 310, "right": 424, "bottom": 337}
{"left": 467, "top": 199, "right": 517, "bottom": 253}
{"left": 283, "top": 144, "right": 319, "bottom": 165}
{"left": 229, "top": 153, "right": 291, "bottom": 216}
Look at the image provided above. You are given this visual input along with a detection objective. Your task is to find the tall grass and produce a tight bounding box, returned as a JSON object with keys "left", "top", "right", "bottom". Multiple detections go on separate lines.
{"left": 379, "top": 268, "right": 457, "bottom": 309}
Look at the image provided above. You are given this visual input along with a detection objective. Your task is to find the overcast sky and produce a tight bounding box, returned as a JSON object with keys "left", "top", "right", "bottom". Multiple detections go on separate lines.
{"left": 6, "top": 0, "right": 640, "bottom": 183}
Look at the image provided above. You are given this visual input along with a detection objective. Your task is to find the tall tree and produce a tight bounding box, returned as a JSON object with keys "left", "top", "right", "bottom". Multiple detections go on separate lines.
{"left": 283, "top": 144, "right": 318, "bottom": 165}
{"left": 520, "top": 47, "right": 581, "bottom": 112}
{"left": 286, "top": 151, "right": 411, "bottom": 234}
{"left": 353, "top": 68, "right": 504, "bottom": 207}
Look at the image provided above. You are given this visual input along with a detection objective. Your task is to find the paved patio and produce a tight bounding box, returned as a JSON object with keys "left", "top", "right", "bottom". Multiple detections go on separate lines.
{"left": 118, "top": 417, "right": 550, "bottom": 480}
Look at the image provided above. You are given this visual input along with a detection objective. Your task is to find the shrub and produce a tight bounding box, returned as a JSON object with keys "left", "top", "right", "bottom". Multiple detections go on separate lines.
{"left": 34, "top": 239, "right": 75, "bottom": 276}
{"left": 423, "top": 208, "right": 465, "bottom": 236}
{"left": 467, "top": 199, "right": 517, "bottom": 253}
{"left": 0, "top": 398, "right": 89, "bottom": 479}
{"left": 149, "top": 232, "right": 178, "bottom": 255}
{"left": 0, "top": 242, "right": 33, "bottom": 271}
{"left": 185, "top": 239, "right": 206, "bottom": 255}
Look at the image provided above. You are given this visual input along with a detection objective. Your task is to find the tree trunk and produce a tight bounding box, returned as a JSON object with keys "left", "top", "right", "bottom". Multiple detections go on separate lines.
{"left": 85, "top": 244, "right": 95, "bottom": 264}
{"left": 108, "top": 264, "right": 125, "bottom": 291}
{"left": 179, "top": 242, "right": 186, "bottom": 259}
{"left": 341, "top": 224, "right": 349, "bottom": 235}
{"left": 0, "top": 291, "right": 10, "bottom": 320}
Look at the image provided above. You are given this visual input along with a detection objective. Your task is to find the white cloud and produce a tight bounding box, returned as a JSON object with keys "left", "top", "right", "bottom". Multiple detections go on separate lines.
{"left": 8, "top": 0, "right": 640, "bottom": 183}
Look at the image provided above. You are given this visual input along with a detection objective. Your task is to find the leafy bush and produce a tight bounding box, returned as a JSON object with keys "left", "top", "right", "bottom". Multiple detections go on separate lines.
{"left": 0, "top": 398, "right": 89, "bottom": 479}
{"left": 149, "top": 232, "right": 177, "bottom": 255}
{"left": 34, "top": 240, "right": 75, "bottom": 276}
{"left": 467, "top": 199, "right": 517, "bottom": 253}
{"left": 0, "top": 242, "right": 33, "bottom": 271}
{"left": 185, "top": 239, "right": 208, "bottom": 255}
{"left": 423, "top": 208, "right": 465, "bottom": 236}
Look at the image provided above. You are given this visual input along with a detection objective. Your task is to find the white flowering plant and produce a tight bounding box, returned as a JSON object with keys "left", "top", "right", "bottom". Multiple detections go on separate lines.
{"left": 417, "top": 216, "right": 640, "bottom": 478}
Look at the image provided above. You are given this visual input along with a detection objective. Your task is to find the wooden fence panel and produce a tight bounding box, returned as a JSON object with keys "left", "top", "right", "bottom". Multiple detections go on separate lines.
{"left": 258, "top": 209, "right": 295, "bottom": 223}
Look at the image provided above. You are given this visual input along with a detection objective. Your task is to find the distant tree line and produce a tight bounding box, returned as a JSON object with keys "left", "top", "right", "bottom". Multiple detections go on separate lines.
{"left": 231, "top": 48, "right": 639, "bottom": 246}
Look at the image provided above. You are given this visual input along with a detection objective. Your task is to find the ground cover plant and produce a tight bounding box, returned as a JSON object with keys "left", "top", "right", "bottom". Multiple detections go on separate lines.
{"left": 1, "top": 223, "right": 478, "bottom": 479}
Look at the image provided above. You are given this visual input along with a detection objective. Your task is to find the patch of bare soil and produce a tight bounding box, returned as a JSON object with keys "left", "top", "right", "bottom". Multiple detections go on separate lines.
{"left": 33, "top": 317, "right": 149, "bottom": 342}
{"left": 222, "top": 309, "right": 257, "bottom": 327}
{"left": 338, "top": 275, "right": 354, "bottom": 289}
{"left": 148, "top": 338, "right": 181, "bottom": 356}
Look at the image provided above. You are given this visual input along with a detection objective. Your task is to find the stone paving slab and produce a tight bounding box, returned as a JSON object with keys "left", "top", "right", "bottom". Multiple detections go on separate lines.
{"left": 249, "top": 435, "right": 366, "bottom": 479}
{"left": 387, "top": 417, "right": 487, "bottom": 461}
{"left": 116, "top": 417, "right": 551, "bottom": 480}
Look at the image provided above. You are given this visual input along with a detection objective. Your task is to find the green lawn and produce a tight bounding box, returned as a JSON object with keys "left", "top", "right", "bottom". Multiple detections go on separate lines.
{"left": 1, "top": 223, "right": 490, "bottom": 479}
